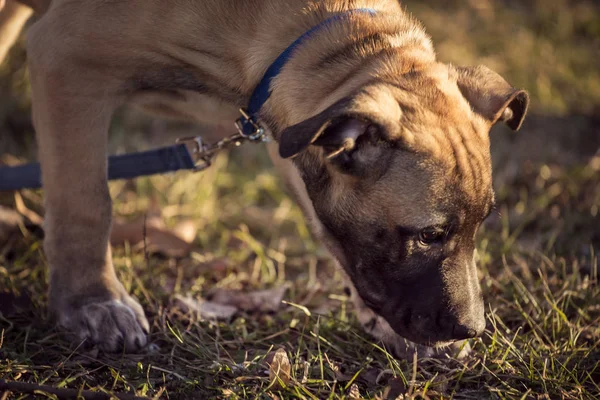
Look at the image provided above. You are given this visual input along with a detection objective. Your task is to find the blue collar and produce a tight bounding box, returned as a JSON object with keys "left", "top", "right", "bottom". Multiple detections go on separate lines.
{"left": 237, "top": 8, "right": 376, "bottom": 139}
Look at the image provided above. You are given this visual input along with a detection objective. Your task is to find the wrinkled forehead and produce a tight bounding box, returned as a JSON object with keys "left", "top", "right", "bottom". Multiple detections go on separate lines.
{"left": 366, "top": 147, "right": 493, "bottom": 230}
{"left": 356, "top": 67, "right": 493, "bottom": 223}
{"left": 356, "top": 63, "right": 490, "bottom": 143}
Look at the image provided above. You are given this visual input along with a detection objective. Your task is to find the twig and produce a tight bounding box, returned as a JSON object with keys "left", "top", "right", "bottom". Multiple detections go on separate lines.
{"left": 150, "top": 365, "right": 188, "bottom": 381}
{"left": 0, "top": 379, "right": 149, "bottom": 400}
{"left": 143, "top": 212, "right": 150, "bottom": 271}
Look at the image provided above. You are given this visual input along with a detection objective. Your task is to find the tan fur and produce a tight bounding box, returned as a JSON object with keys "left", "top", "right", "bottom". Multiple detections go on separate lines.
{"left": 0, "top": 0, "right": 528, "bottom": 354}
{"left": 0, "top": 1, "right": 32, "bottom": 62}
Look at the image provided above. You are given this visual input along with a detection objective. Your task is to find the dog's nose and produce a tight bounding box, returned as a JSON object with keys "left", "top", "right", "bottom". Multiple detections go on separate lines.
{"left": 439, "top": 313, "right": 486, "bottom": 341}
{"left": 451, "top": 323, "right": 482, "bottom": 340}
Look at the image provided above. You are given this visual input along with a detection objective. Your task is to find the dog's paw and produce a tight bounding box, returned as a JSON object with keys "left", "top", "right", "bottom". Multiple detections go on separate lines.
{"left": 57, "top": 296, "right": 149, "bottom": 352}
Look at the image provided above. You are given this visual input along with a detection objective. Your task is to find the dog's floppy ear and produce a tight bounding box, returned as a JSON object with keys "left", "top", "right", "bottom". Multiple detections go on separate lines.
{"left": 279, "top": 97, "right": 370, "bottom": 159}
{"left": 455, "top": 65, "right": 530, "bottom": 131}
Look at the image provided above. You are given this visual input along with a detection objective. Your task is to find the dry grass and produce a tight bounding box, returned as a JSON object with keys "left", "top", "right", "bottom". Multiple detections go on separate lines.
{"left": 1, "top": 1, "right": 599, "bottom": 399}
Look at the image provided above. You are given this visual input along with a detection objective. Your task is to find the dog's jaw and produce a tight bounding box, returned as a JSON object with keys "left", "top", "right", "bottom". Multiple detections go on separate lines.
{"left": 344, "top": 272, "right": 473, "bottom": 360}
{"left": 267, "top": 141, "right": 471, "bottom": 359}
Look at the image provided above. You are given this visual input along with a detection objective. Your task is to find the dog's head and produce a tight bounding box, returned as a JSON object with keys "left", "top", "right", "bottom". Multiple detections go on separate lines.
{"left": 275, "top": 63, "right": 528, "bottom": 346}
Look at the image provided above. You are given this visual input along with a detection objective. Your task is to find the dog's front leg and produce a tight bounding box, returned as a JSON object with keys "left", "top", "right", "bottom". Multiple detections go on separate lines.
{"left": 28, "top": 46, "right": 148, "bottom": 352}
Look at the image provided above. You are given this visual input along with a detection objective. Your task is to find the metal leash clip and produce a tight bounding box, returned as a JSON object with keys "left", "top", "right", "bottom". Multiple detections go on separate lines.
{"left": 177, "top": 109, "right": 270, "bottom": 172}
{"left": 176, "top": 133, "right": 244, "bottom": 171}
{"left": 175, "top": 136, "right": 214, "bottom": 171}
{"left": 235, "top": 108, "right": 269, "bottom": 142}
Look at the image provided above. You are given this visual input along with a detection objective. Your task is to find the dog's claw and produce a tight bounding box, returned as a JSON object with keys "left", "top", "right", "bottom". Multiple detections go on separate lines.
{"left": 58, "top": 298, "right": 148, "bottom": 353}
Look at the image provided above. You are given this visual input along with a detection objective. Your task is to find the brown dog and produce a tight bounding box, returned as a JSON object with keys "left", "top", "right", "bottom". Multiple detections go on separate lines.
{"left": 0, "top": 0, "right": 528, "bottom": 356}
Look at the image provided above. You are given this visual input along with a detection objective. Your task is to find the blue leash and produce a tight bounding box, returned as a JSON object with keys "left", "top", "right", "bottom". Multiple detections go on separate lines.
{"left": 0, "top": 145, "right": 196, "bottom": 191}
{"left": 0, "top": 8, "right": 375, "bottom": 191}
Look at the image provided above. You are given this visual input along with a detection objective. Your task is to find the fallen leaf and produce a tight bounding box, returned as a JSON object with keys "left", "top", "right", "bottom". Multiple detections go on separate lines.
{"left": 110, "top": 215, "right": 158, "bottom": 245}
{"left": 324, "top": 353, "right": 351, "bottom": 382}
{"left": 266, "top": 348, "right": 291, "bottom": 390}
{"left": 172, "top": 219, "right": 198, "bottom": 244}
{"left": 172, "top": 294, "right": 237, "bottom": 321}
{"left": 14, "top": 191, "right": 43, "bottom": 226}
{"left": 382, "top": 377, "right": 408, "bottom": 400}
{"left": 110, "top": 214, "right": 196, "bottom": 258}
{"left": 208, "top": 285, "right": 289, "bottom": 313}
{"left": 137, "top": 226, "right": 192, "bottom": 258}
{"left": 358, "top": 367, "right": 381, "bottom": 386}
{"left": 347, "top": 383, "right": 361, "bottom": 400}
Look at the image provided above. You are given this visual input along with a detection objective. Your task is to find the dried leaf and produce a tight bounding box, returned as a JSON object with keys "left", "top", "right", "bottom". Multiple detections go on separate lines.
{"left": 267, "top": 348, "right": 291, "bottom": 390}
{"left": 382, "top": 377, "right": 408, "bottom": 400}
{"left": 172, "top": 294, "right": 237, "bottom": 321}
{"left": 323, "top": 353, "right": 352, "bottom": 382}
{"left": 209, "top": 285, "right": 289, "bottom": 313}
{"left": 358, "top": 367, "right": 381, "bottom": 386}
{"left": 110, "top": 215, "right": 194, "bottom": 258}
{"left": 347, "top": 383, "right": 361, "bottom": 400}
{"left": 172, "top": 219, "right": 198, "bottom": 243}
{"left": 14, "top": 192, "right": 43, "bottom": 226}
{"left": 138, "top": 226, "right": 192, "bottom": 258}
{"left": 110, "top": 217, "right": 151, "bottom": 245}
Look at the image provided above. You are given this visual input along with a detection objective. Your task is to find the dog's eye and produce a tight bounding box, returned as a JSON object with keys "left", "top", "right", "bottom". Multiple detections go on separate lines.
{"left": 418, "top": 228, "right": 445, "bottom": 245}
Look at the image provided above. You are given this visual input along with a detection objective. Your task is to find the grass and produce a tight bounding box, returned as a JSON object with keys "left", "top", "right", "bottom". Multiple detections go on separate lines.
{"left": 1, "top": 148, "right": 599, "bottom": 399}
{"left": 1, "top": 0, "right": 600, "bottom": 399}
